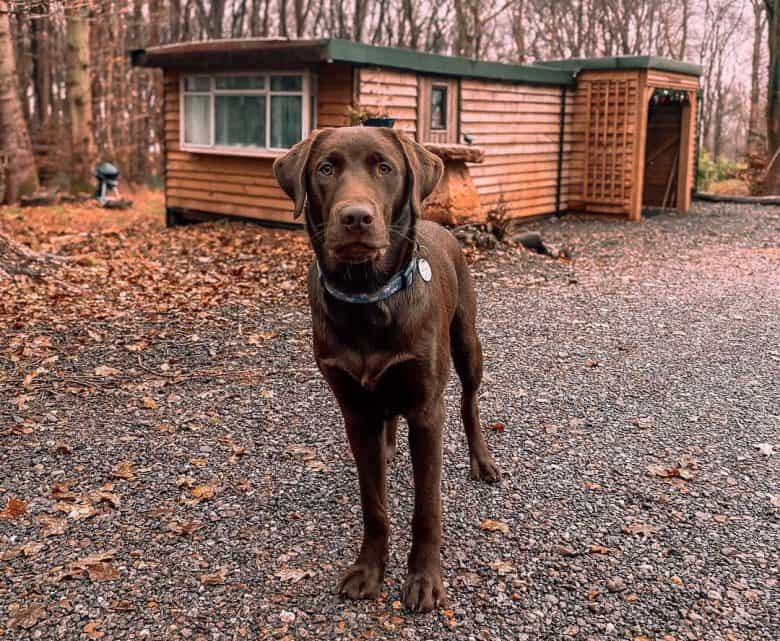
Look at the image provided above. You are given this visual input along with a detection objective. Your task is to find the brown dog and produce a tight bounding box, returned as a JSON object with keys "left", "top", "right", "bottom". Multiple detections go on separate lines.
{"left": 273, "top": 126, "right": 499, "bottom": 612}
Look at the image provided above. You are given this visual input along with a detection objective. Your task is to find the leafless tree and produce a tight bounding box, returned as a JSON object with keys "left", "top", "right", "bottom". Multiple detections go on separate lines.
{"left": 0, "top": 0, "right": 39, "bottom": 202}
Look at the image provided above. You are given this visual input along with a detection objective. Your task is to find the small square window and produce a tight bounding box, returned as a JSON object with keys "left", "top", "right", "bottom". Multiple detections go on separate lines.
{"left": 431, "top": 86, "right": 447, "bottom": 130}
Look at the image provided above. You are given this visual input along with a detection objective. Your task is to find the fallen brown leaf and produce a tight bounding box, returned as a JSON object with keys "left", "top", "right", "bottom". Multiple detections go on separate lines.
{"left": 111, "top": 460, "right": 136, "bottom": 480}
{"left": 142, "top": 396, "right": 158, "bottom": 409}
{"left": 58, "top": 501, "right": 98, "bottom": 520}
{"left": 0, "top": 541, "right": 45, "bottom": 561}
{"left": 8, "top": 605, "right": 46, "bottom": 630}
{"left": 589, "top": 544, "right": 611, "bottom": 555}
{"left": 90, "top": 490, "right": 120, "bottom": 509}
{"left": 286, "top": 444, "right": 316, "bottom": 460}
{"left": 479, "top": 518, "right": 509, "bottom": 535}
{"left": 50, "top": 441, "right": 72, "bottom": 455}
{"left": 37, "top": 514, "right": 67, "bottom": 537}
{"left": 647, "top": 458, "right": 697, "bottom": 483}
{"left": 50, "top": 481, "right": 75, "bottom": 501}
{"left": 489, "top": 559, "right": 515, "bottom": 575}
{"left": 87, "top": 561, "right": 120, "bottom": 582}
{"left": 201, "top": 568, "right": 228, "bottom": 585}
{"left": 488, "top": 421, "right": 506, "bottom": 432}
{"left": 94, "top": 365, "right": 121, "bottom": 377}
{"left": 176, "top": 475, "right": 196, "bottom": 488}
{"left": 622, "top": 523, "right": 659, "bottom": 537}
{"left": 276, "top": 566, "right": 315, "bottom": 583}
{"left": 0, "top": 497, "right": 27, "bottom": 519}
{"left": 83, "top": 621, "right": 105, "bottom": 639}
{"left": 191, "top": 484, "right": 216, "bottom": 500}
{"left": 305, "top": 459, "right": 331, "bottom": 472}
{"left": 164, "top": 520, "right": 204, "bottom": 536}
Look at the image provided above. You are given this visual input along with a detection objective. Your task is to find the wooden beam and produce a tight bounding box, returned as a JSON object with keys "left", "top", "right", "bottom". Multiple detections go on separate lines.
{"left": 629, "top": 72, "right": 650, "bottom": 222}
{"left": 676, "top": 92, "right": 695, "bottom": 213}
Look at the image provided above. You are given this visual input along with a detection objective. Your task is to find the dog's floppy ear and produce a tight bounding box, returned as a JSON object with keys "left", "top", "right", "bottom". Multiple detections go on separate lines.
{"left": 273, "top": 129, "right": 324, "bottom": 219}
{"left": 390, "top": 130, "right": 443, "bottom": 221}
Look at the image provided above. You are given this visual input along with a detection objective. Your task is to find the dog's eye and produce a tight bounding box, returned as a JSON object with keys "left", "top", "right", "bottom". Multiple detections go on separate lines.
{"left": 378, "top": 162, "right": 393, "bottom": 175}
{"left": 318, "top": 163, "right": 334, "bottom": 176}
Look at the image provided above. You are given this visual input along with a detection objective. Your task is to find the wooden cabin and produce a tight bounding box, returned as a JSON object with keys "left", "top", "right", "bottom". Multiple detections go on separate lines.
{"left": 130, "top": 39, "right": 701, "bottom": 225}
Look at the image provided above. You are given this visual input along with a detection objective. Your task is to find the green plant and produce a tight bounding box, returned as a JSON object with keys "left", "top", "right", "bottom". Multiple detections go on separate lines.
{"left": 346, "top": 104, "right": 389, "bottom": 125}
{"left": 697, "top": 150, "right": 744, "bottom": 190}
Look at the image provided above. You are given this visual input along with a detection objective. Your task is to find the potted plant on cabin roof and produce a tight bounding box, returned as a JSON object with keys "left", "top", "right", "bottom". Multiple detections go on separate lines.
{"left": 347, "top": 104, "right": 396, "bottom": 128}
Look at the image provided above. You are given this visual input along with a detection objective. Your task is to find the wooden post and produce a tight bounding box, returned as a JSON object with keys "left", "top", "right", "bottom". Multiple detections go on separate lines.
{"left": 676, "top": 91, "right": 696, "bottom": 213}
{"left": 629, "top": 72, "right": 650, "bottom": 222}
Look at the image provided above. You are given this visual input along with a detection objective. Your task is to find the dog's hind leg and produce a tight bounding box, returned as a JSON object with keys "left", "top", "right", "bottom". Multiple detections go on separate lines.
{"left": 450, "top": 280, "right": 501, "bottom": 483}
{"left": 384, "top": 416, "right": 398, "bottom": 465}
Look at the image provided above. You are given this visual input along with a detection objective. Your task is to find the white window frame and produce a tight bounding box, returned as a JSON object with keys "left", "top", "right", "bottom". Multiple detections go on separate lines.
{"left": 179, "top": 70, "right": 313, "bottom": 158}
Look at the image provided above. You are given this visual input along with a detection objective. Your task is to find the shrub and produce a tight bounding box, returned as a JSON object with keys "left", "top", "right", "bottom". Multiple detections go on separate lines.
{"left": 697, "top": 150, "right": 743, "bottom": 190}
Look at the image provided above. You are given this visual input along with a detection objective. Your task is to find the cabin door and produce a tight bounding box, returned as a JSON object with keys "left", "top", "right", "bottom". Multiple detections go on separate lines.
{"left": 417, "top": 76, "right": 459, "bottom": 144}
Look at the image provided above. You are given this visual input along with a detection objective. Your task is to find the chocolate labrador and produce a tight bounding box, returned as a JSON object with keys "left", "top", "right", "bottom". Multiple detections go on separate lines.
{"left": 273, "top": 126, "right": 499, "bottom": 612}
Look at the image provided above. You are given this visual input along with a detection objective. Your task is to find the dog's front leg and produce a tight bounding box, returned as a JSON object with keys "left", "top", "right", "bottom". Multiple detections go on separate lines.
{"left": 338, "top": 409, "right": 388, "bottom": 600}
{"left": 402, "top": 397, "right": 447, "bottom": 611}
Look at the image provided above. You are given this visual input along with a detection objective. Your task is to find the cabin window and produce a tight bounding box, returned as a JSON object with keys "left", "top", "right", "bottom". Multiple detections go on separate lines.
{"left": 430, "top": 85, "right": 447, "bottom": 130}
{"left": 181, "top": 72, "right": 310, "bottom": 155}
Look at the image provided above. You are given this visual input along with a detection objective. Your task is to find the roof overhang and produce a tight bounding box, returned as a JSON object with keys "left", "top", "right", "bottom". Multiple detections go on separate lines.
{"left": 131, "top": 38, "right": 327, "bottom": 71}
{"left": 535, "top": 56, "right": 703, "bottom": 77}
{"left": 131, "top": 38, "right": 576, "bottom": 87}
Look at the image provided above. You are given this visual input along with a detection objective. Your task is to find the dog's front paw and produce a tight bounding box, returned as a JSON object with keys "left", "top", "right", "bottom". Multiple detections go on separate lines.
{"left": 470, "top": 452, "right": 501, "bottom": 483}
{"left": 338, "top": 563, "right": 384, "bottom": 600}
{"left": 402, "top": 569, "right": 447, "bottom": 612}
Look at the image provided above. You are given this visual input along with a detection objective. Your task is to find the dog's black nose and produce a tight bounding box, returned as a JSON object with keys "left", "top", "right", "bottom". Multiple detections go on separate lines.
{"left": 339, "top": 205, "right": 374, "bottom": 232}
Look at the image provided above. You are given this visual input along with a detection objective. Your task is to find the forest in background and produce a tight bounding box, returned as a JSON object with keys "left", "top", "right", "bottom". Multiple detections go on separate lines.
{"left": 0, "top": 0, "right": 775, "bottom": 203}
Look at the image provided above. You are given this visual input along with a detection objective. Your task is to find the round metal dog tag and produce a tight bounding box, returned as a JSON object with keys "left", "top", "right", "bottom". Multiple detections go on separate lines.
{"left": 418, "top": 257, "right": 432, "bottom": 282}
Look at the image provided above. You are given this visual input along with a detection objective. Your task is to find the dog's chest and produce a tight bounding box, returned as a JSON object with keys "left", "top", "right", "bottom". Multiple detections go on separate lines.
{"left": 319, "top": 346, "right": 416, "bottom": 392}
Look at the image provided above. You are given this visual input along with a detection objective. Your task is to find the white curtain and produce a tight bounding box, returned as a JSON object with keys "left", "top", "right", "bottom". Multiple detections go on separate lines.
{"left": 184, "top": 95, "right": 210, "bottom": 145}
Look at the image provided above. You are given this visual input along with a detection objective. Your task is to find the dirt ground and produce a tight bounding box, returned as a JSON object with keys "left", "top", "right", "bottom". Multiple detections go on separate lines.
{"left": 1, "top": 193, "right": 778, "bottom": 640}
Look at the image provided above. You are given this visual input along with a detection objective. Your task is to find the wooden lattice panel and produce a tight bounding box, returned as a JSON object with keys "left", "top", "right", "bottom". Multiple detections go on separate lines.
{"left": 582, "top": 78, "right": 638, "bottom": 210}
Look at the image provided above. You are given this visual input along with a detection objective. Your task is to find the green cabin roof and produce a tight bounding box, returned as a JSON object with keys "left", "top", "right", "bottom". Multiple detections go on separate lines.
{"left": 131, "top": 38, "right": 576, "bottom": 86}
{"left": 535, "top": 56, "right": 702, "bottom": 77}
{"left": 131, "top": 39, "right": 700, "bottom": 85}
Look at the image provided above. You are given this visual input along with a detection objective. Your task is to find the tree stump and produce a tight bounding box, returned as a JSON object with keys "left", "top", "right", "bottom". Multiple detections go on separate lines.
{"left": 422, "top": 144, "right": 485, "bottom": 226}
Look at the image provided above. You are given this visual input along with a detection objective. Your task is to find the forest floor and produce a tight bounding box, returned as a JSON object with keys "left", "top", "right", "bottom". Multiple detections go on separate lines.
{"left": 1, "top": 193, "right": 778, "bottom": 640}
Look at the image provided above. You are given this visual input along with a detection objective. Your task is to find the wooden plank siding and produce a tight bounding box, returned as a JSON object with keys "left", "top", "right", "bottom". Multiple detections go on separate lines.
{"left": 357, "top": 67, "right": 418, "bottom": 138}
{"left": 163, "top": 64, "right": 353, "bottom": 224}
{"left": 459, "top": 79, "right": 580, "bottom": 219}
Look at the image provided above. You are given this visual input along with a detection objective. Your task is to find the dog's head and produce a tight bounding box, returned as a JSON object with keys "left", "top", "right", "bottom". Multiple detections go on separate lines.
{"left": 273, "top": 127, "right": 442, "bottom": 273}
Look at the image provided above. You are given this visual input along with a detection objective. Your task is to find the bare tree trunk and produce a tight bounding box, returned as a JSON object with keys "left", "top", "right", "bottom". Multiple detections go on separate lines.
{"left": 512, "top": 0, "right": 526, "bottom": 63}
{"left": 30, "top": 0, "right": 51, "bottom": 129}
{"left": 749, "top": 0, "right": 766, "bottom": 155}
{"left": 279, "top": 0, "right": 288, "bottom": 37}
{"left": 65, "top": 0, "right": 96, "bottom": 192}
{"left": 0, "top": 0, "right": 39, "bottom": 203}
{"left": 766, "top": 0, "right": 780, "bottom": 155}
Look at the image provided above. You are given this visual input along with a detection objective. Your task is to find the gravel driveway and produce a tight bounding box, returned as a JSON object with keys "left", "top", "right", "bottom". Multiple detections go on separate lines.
{"left": 1, "top": 202, "right": 778, "bottom": 640}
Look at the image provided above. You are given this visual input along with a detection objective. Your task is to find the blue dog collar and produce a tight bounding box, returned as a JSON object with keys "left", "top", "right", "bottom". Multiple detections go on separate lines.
{"left": 317, "top": 255, "right": 424, "bottom": 304}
